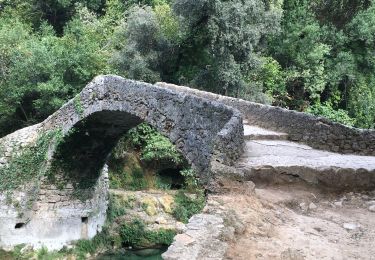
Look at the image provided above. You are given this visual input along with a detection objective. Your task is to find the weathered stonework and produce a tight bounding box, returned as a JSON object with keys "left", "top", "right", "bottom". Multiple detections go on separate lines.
{"left": 0, "top": 166, "right": 108, "bottom": 250}
{"left": 162, "top": 214, "right": 228, "bottom": 260}
{"left": 0, "top": 75, "right": 244, "bottom": 250}
{"left": 42, "top": 75, "right": 244, "bottom": 178}
{"left": 157, "top": 82, "right": 375, "bottom": 156}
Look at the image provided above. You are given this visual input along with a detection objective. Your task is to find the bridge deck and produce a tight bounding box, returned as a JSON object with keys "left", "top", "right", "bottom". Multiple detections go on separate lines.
{"left": 243, "top": 125, "right": 288, "bottom": 140}
{"left": 237, "top": 124, "right": 375, "bottom": 189}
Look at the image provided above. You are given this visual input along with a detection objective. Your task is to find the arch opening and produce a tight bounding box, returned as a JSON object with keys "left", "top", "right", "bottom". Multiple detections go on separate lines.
{"left": 48, "top": 109, "right": 194, "bottom": 198}
{"left": 48, "top": 110, "right": 143, "bottom": 195}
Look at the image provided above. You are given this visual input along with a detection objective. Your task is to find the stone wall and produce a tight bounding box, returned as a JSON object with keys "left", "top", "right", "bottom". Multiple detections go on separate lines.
{"left": 0, "top": 166, "right": 108, "bottom": 250}
{"left": 157, "top": 82, "right": 375, "bottom": 156}
{"left": 0, "top": 124, "right": 42, "bottom": 168}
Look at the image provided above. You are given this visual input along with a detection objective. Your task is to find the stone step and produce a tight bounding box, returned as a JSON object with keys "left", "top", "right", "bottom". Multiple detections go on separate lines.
{"left": 243, "top": 125, "right": 288, "bottom": 140}
{"left": 236, "top": 140, "right": 375, "bottom": 190}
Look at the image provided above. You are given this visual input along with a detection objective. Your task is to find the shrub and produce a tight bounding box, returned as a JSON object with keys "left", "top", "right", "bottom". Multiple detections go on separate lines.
{"left": 172, "top": 190, "right": 205, "bottom": 223}
{"left": 120, "top": 219, "right": 176, "bottom": 248}
{"left": 306, "top": 102, "right": 356, "bottom": 127}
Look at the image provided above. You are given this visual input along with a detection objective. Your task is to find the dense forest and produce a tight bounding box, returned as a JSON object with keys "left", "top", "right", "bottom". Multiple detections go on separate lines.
{"left": 0, "top": 0, "right": 374, "bottom": 137}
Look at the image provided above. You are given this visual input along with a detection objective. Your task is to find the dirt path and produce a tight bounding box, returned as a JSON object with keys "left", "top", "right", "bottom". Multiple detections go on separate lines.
{"left": 208, "top": 183, "right": 375, "bottom": 260}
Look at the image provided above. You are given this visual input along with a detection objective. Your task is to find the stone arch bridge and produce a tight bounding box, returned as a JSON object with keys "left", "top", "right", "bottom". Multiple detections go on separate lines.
{"left": 0, "top": 75, "right": 374, "bottom": 251}
{"left": 0, "top": 75, "right": 243, "bottom": 249}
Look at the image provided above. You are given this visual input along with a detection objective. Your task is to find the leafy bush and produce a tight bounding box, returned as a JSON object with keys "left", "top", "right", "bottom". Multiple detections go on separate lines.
{"left": 74, "top": 227, "right": 113, "bottom": 259}
{"left": 120, "top": 219, "right": 147, "bottom": 246}
{"left": 347, "top": 78, "right": 375, "bottom": 129}
{"left": 172, "top": 190, "right": 205, "bottom": 223}
{"left": 180, "top": 168, "right": 199, "bottom": 191}
{"left": 125, "top": 123, "right": 184, "bottom": 167}
{"left": 120, "top": 219, "right": 176, "bottom": 248}
{"left": 306, "top": 102, "right": 356, "bottom": 127}
{"left": 146, "top": 229, "right": 176, "bottom": 245}
{"left": 109, "top": 159, "right": 148, "bottom": 191}
{"left": 107, "top": 194, "right": 127, "bottom": 221}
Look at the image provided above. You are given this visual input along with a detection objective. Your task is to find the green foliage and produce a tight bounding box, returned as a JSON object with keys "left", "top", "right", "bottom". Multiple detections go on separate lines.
{"left": 109, "top": 123, "right": 189, "bottom": 191}
{"left": 109, "top": 160, "right": 148, "bottom": 190}
{"left": 36, "top": 247, "right": 66, "bottom": 260}
{"left": 110, "top": 4, "right": 179, "bottom": 83}
{"left": 173, "top": 0, "right": 282, "bottom": 96}
{"left": 146, "top": 228, "right": 176, "bottom": 246}
{"left": 120, "top": 218, "right": 176, "bottom": 248}
{"left": 306, "top": 102, "right": 356, "bottom": 127}
{"left": 120, "top": 219, "right": 146, "bottom": 246}
{"left": 180, "top": 168, "right": 199, "bottom": 191}
{"left": 0, "top": 130, "right": 59, "bottom": 191}
{"left": 126, "top": 123, "right": 184, "bottom": 166}
{"left": 172, "top": 190, "right": 205, "bottom": 223}
{"left": 262, "top": 0, "right": 375, "bottom": 128}
{"left": 73, "top": 95, "right": 84, "bottom": 116}
{"left": 73, "top": 227, "right": 114, "bottom": 259}
{"left": 0, "top": 5, "right": 111, "bottom": 137}
{"left": 107, "top": 194, "right": 127, "bottom": 221}
{"left": 0, "top": 0, "right": 107, "bottom": 33}
{"left": 110, "top": 0, "right": 282, "bottom": 98}
{"left": 269, "top": 0, "right": 331, "bottom": 108}
{"left": 347, "top": 78, "right": 375, "bottom": 128}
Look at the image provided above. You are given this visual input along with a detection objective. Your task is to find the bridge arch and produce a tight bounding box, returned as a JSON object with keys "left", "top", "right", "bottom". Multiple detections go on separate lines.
{"left": 43, "top": 75, "right": 244, "bottom": 185}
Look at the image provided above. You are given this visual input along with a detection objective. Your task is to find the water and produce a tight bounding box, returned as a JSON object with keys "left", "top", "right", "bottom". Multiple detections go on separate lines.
{"left": 95, "top": 247, "right": 167, "bottom": 260}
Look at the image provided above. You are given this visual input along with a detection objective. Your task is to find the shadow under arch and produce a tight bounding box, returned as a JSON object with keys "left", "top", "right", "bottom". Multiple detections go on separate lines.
{"left": 49, "top": 110, "right": 143, "bottom": 192}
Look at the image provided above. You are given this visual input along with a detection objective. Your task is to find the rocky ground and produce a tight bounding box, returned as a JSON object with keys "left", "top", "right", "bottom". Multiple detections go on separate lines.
{"left": 208, "top": 181, "right": 375, "bottom": 260}
{"left": 109, "top": 189, "right": 186, "bottom": 233}
{"left": 163, "top": 122, "right": 375, "bottom": 260}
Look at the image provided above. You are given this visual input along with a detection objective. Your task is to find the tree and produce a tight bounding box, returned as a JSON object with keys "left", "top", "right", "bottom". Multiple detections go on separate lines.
{"left": 0, "top": 6, "right": 110, "bottom": 137}
{"left": 110, "top": 4, "right": 180, "bottom": 83}
{"left": 173, "top": 0, "right": 282, "bottom": 97}
{"left": 268, "top": 0, "right": 331, "bottom": 110}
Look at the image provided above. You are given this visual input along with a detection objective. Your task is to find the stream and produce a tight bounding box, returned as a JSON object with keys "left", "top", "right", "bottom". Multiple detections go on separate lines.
{"left": 95, "top": 247, "right": 168, "bottom": 260}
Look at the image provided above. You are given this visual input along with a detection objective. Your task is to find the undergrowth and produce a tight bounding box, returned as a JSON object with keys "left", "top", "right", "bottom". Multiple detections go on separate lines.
{"left": 172, "top": 190, "right": 206, "bottom": 223}
{"left": 120, "top": 219, "right": 176, "bottom": 248}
